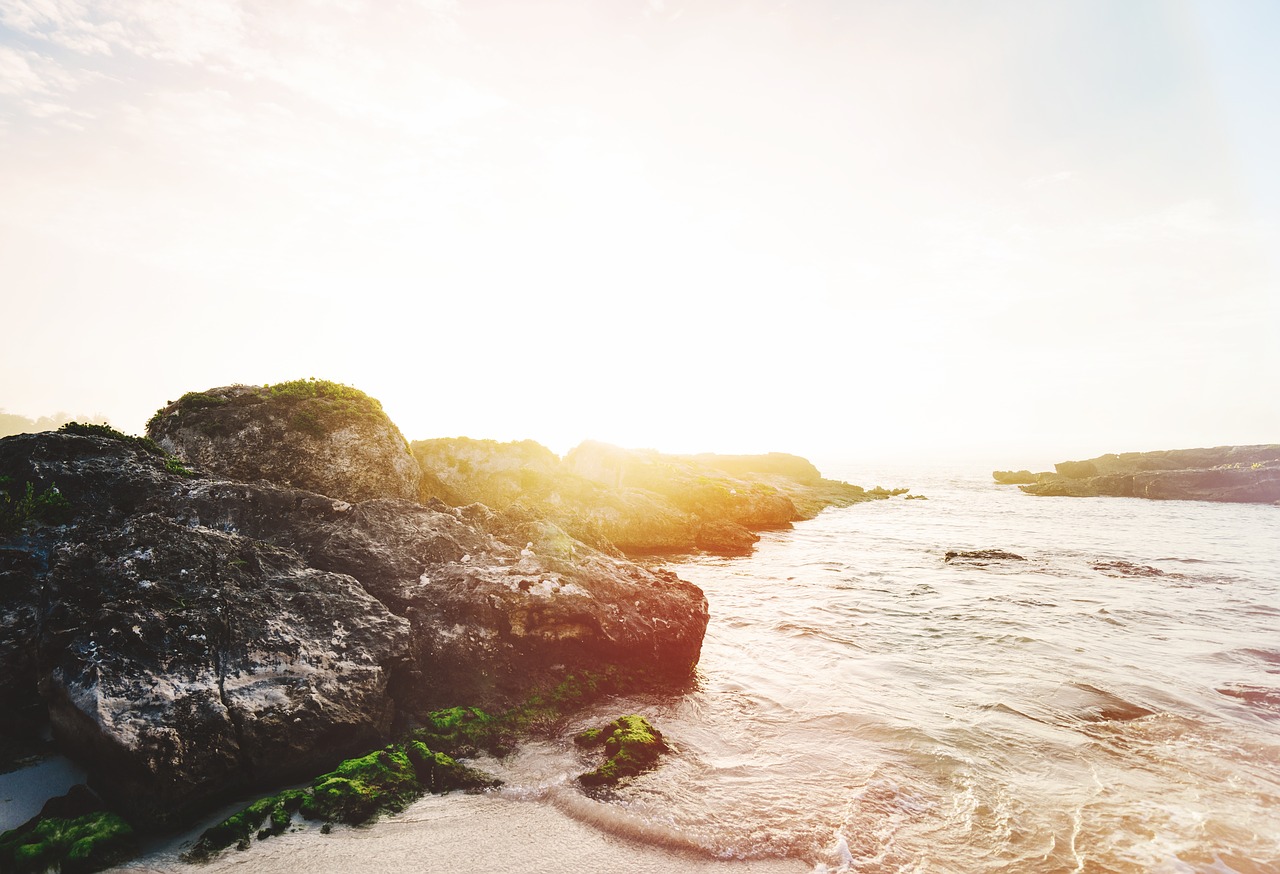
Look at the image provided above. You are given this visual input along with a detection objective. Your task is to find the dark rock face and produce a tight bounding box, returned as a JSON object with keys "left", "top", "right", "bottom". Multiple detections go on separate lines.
{"left": 147, "top": 382, "right": 422, "bottom": 504}
{"left": 40, "top": 517, "right": 410, "bottom": 827}
{"left": 1017, "top": 445, "right": 1280, "bottom": 503}
{"left": 0, "top": 430, "right": 708, "bottom": 828}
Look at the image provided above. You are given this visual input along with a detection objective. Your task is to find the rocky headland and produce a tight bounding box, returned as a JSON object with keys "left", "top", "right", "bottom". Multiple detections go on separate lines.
{"left": 413, "top": 437, "right": 882, "bottom": 557}
{"left": 0, "top": 378, "right": 880, "bottom": 870}
{"left": 999, "top": 445, "right": 1280, "bottom": 503}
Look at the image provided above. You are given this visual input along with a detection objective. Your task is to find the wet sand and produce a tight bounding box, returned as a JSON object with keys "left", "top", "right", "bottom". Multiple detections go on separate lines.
{"left": 0, "top": 756, "right": 86, "bottom": 832}
{"left": 109, "top": 791, "right": 808, "bottom": 874}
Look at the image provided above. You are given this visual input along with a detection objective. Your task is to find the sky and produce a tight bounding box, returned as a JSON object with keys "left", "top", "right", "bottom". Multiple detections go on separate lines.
{"left": 1, "top": 0, "right": 1277, "bottom": 469}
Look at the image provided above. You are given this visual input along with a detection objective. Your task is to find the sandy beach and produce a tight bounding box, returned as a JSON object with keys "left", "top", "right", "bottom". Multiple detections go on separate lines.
{"left": 106, "top": 790, "right": 808, "bottom": 874}
{"left": 0, "top": 756, "right": 87, "bottom": 833}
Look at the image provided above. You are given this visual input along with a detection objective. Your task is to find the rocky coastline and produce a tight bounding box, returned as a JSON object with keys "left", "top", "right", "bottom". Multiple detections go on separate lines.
{"left": 996, "top": 445, "right": 1280, "bottom": 504}
{"left": 0, "top": 379, "right": 881, "bottom": 871}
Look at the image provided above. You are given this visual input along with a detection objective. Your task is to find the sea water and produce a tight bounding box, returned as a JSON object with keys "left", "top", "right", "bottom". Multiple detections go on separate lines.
{"left": 113, "top": 465, "right": 1280, "bottom": 872}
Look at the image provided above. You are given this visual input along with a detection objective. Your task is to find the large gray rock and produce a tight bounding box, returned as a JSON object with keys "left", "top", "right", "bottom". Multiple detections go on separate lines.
{"left": 0, "top": 428, "right": 708, "bottom": 828}
{"left": 147, "top": 381, "right": 422, "bottom": 503}
{"left": 39, "top": 516, "right": 410, "bottom": 828}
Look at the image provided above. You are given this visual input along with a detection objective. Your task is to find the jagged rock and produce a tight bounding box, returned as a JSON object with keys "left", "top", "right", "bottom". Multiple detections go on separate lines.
{"left": 1017, "top": 445, "right": 1280, "bottom": 503}
{"left": 147, "top": 381, "right": 422, "bottom": 503}
{"left": 695, "top": 520, "right": 760, "bottom": 555}
{"left": 0, "top": 428, "right": 708, "bottom": 828}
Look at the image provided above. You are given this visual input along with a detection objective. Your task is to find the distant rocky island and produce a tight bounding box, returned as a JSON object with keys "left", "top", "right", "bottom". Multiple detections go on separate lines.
{"left": 995, "top": 445, "right": 1280, "bottom": 503}
{"left": 0, "top": 379, "right": 894, "bottom": 871}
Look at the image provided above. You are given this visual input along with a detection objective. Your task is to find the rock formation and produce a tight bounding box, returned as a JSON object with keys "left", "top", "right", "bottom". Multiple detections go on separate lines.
{"left": 147, "top": 380, "right": 422, "bottom": 503}
{"left": 0, "top": 413, "right": 707, "bottom": 830}
{"left": 1011, "top": 445, "right": 1280, "bottom": 503}
{"left": 414, "top": 437, "right": 879, "bottom": 556}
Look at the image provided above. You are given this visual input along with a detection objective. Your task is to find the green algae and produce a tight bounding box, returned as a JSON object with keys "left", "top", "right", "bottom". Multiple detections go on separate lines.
{"left": 182, "top": 789, "right": 308, "bottom": 858}
{"left": 183, "top": 743, "right": 499, "bottom": 862}
{"left": 185, "top": 671, "right": 640, "bottom": 861}
{"left": 301, "top": 747, "right": 422, "bottom": 825}
{"left": 0, "top": 810, "right": 136, "bottom": 874}
{"left": 575, "top": 715, "right": 670, "bottom": 787}
{"left": 410, "top": 669, "right": 629, "bottom": 758}
{"left": 410, "top": 706, "right": 505, "bottom": 757}
{"left": 404, "top": 741, "right": 500, "bottom": 794}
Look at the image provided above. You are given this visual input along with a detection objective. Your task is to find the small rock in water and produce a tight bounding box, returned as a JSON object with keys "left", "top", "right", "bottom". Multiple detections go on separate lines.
{"left": 944, "top": 549, "right": 1026, "bottom": 564}
{"left": 575, "top": 715, "right": 670, "bottom": 787}
{"left": 1092, "top": 560, "right": 1167, "bottom": 578}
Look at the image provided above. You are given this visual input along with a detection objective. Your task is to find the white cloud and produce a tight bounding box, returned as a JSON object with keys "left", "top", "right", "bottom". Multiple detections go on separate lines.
{"left": 0, "top": 44, "right": 87, "bottom": 95}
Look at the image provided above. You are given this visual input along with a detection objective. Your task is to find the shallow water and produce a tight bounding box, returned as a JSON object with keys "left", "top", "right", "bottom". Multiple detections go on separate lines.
{"left": 113, "top": 466, "right": 1280, "bottom": 872}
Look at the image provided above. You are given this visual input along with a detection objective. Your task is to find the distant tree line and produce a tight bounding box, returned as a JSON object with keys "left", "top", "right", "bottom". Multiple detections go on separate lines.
{"left": 0, "top": 410, "right": 110, "bottom": 439}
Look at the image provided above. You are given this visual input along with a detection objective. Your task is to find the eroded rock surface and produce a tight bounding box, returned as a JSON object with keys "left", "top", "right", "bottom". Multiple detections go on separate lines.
{"left": 148, "top": 381, "right": 422, "bottom": 503}
{"left": 0, "top": 428, "right": 708, "bottom": 828}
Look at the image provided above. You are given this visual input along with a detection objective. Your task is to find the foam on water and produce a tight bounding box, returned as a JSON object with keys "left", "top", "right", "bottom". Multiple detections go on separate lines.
{"left": 625, "top": 465, "right": 1280, "bottom": 872}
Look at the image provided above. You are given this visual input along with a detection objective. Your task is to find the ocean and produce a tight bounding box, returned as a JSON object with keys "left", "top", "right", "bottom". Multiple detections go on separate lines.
{"left": 71, "top": 465, "right": 1280, "bottom": 871}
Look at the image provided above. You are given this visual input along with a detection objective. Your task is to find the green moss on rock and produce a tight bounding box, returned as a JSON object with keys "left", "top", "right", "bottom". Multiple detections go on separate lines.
{"left": 0, "top": 811, "right": 136, "bottom": 874}
{"left": 411, "top": 670, "right": 628, "bottom": 757}
{"left": 576, "top": 715, "right": 671, "bottom": 787}
{"left": 183, "top": 790, "right": 308, "bottom": 860}
{"left": 301, "top": 747, "right": 421, "bottom": 825}
{"left": 404, "top": 741, "right": 500, "bottom": 794}
{"left": 185, "top": 742, "right": 500, "bottom": 862}
{"left": 410, "top": 706, "right": 505, "bottom": 757}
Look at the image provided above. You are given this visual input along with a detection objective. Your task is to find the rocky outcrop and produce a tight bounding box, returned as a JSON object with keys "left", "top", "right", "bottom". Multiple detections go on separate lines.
{"left": 147, "top": 380, "right": 422, "bottom": 503}
{"left": 992, "top": 470, "right": 1037, "bottom": 485}
{"left": 1015, "top": 445, "right": 1280, "bottom": 503}
{"left": 0, "top": 426, "right": 708, "bottom": 829}
{"left": 414, "top": 438, "right": 879, "bottom": 557}
{"left": 412, "top": 437, "right": 564, "bottom": 508}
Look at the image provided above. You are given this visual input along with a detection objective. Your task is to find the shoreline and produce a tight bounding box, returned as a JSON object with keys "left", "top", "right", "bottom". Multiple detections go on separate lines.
{"left": 103, "top": 790, "right": 809, "bottom": 874}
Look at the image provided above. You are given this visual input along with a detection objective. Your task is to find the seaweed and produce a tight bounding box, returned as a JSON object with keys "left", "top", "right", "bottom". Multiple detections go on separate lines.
{"left": 0, "top": 811, "right": 136, "bottom": 874}
{"left": 575, "top": 715, "right": 670, "bottom": 787}
{"left": 183, "top": 743, "right": 499, "bottom": 862}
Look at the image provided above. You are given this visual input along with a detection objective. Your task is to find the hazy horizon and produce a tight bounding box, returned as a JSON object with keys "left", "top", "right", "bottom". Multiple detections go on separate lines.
{"left": 3, "top": 1, "right": 1277, "bottom": 467}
